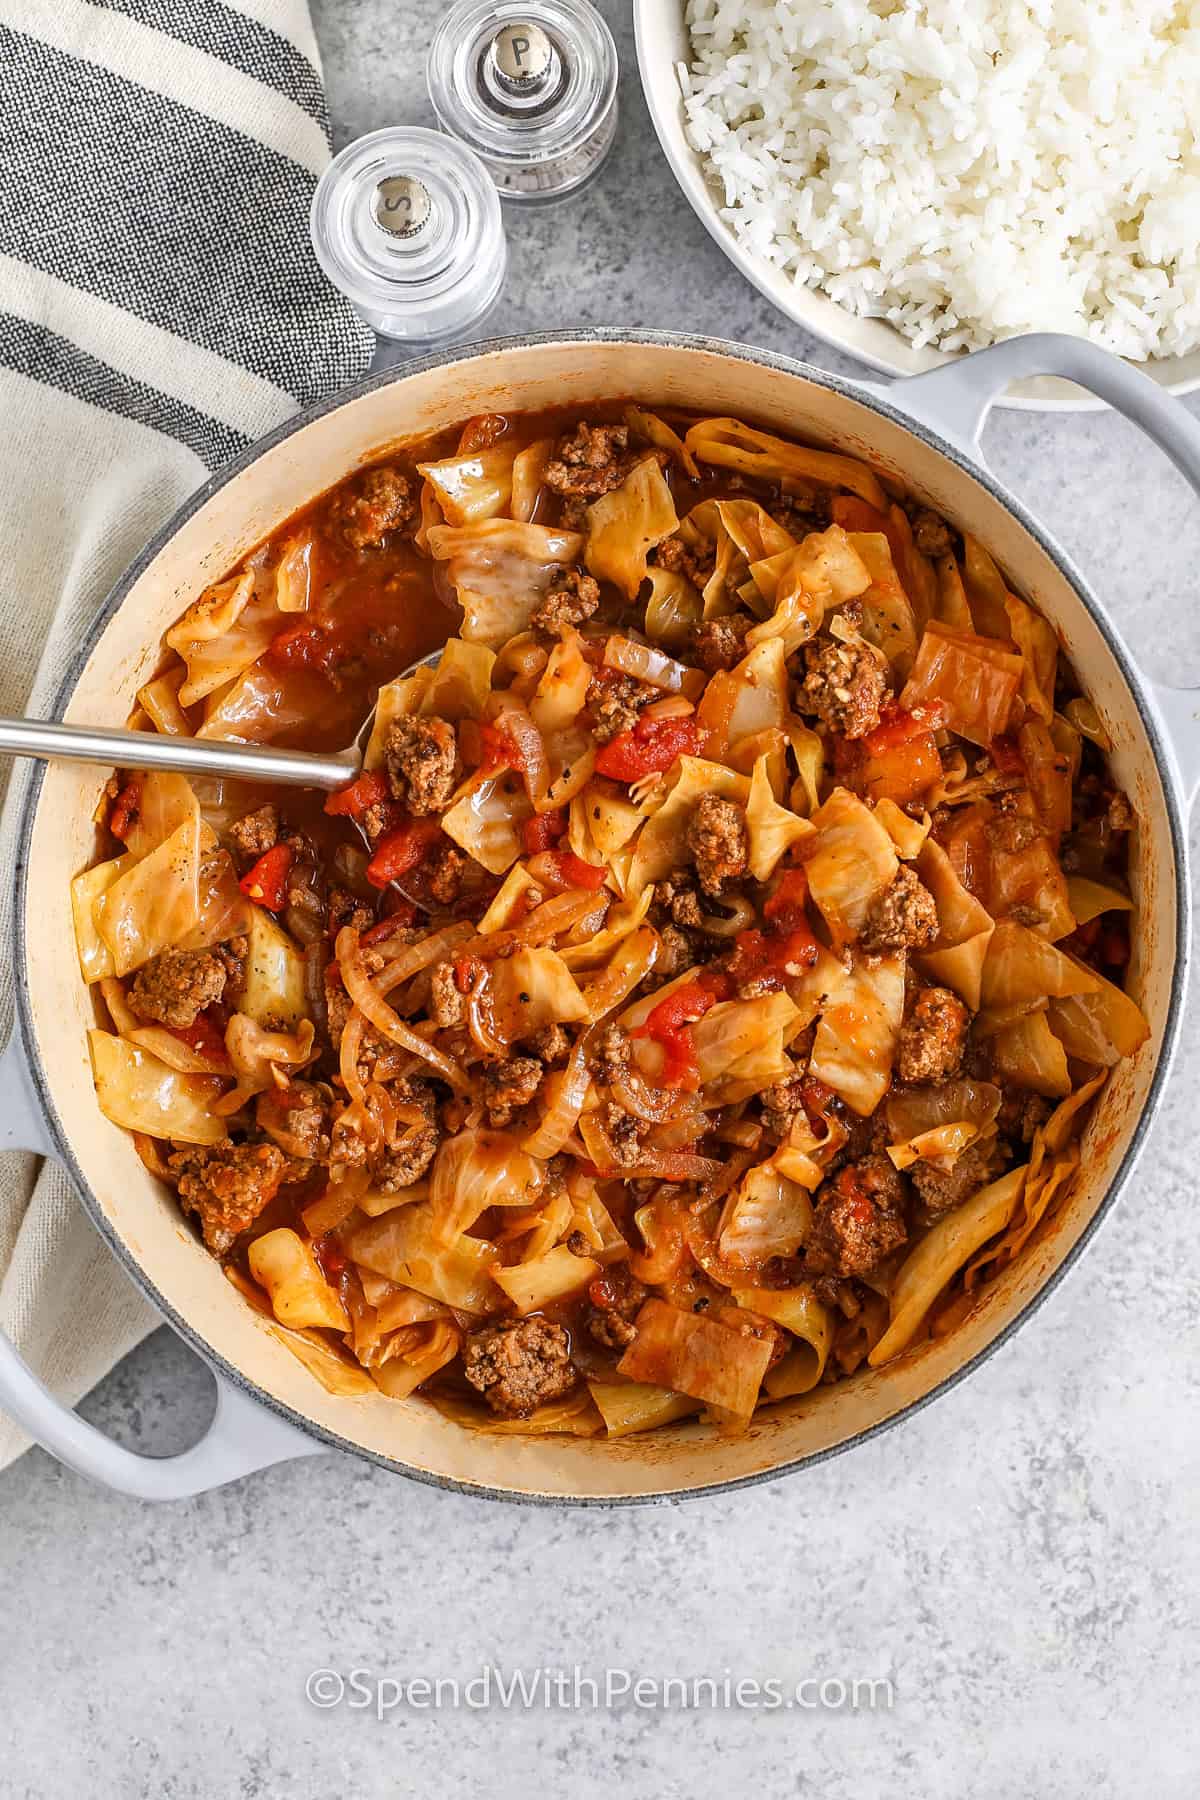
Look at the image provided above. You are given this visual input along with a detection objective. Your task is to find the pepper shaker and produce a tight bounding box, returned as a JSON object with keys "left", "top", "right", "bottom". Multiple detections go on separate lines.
{"left": 427, "top": 0, "right": 619, "bottom": 204}
{"left": 310, "top": 127, "right": 507, "bottom": 345}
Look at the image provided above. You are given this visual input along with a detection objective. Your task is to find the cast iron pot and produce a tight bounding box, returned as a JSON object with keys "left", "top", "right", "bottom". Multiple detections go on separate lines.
{"left": 1, "top": 332, "right": 1197, "bottom": 1503}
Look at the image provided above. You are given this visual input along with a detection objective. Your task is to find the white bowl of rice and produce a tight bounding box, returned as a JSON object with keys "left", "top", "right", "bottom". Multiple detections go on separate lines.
{"left": 634, "top": 0, "right": 1200, "bottom": 409}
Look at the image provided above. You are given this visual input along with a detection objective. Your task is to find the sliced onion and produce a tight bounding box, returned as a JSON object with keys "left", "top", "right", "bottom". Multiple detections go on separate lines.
{"left": 337, "top": 927, "right": 469, "bottom": 1090}
{"left": 699, "top": 895, "right": 757, "bottom": 937}
{"left": 522, "top": 1045, "right": 591, "bottom": 1158}
{"left": 339, "top": 1008, "right": 369, "bottom": 1108}
{"left": 466, "top": 890, "right": 604, "bottom": 956}
{"left": 1064, "top": 696, "right": 1112, "bottom": 750}
{"left": 496, "top": 700, "right": 549, "bottom": 809}
{"left": 463, "top": 964, "right": 508, "bottom": 1059}
{"left": 372, "top": 922, "right": 473, "bottom": 999}
{"left": 302, "top": 1181, "right": 363, "bottom": 1237}
{"left": 635, "top": 1149, "right": 722, "bottom": 1183}
{"left": 603, "top": 634, "right": 705, "bottom": 698}
{"left": 609, "top": 1064, "right": 683, "bottom": 1124}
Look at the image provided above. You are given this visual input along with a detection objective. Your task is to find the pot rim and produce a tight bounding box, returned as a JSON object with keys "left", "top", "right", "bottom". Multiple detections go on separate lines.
{"left": 13, "top": 328, "right": 1191, "bottom": 1506}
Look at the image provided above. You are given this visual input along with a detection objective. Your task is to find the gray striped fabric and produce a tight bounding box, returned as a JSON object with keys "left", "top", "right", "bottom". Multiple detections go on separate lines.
{"left": 0, "top": 0, "right": 373, "bottom": 1470}
{"left": 0, "top": 2, "right": 372, "bottom": 465}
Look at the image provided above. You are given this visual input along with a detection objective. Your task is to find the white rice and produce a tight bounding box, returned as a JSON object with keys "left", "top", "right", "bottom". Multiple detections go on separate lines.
{"left": 678, "top": 0, "right": 1200, "bottom": 357}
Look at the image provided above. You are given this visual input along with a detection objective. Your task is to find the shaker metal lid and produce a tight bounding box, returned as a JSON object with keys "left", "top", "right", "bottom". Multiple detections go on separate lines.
{"left": 490, "top": 21, "right": 554, "bottom": 89}
{"left": 373, "top": 174, "right": 434, "bottom": 239}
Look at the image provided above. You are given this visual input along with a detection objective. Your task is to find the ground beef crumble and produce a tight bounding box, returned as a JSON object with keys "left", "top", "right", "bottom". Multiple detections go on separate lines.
{"left": 255, "top": 1082, "right": 330, "bottom": 1162}
{"left": 592, "top": 1023, "right": 631, "bottom": 1086}
{"left": 169, "top": 1141, "right": 294, "bottom": 1256}
{"left": 911, "top": 1136, "right": 1010, "bottom": 1220}
{"left": 427, "top": 843, "right": 466, "bottom": 907}
{"left": 383, "top": 715, "right": 459, "bottom": 815}
{"left": 462, "top": 1318, "right": 577, "bottom": 1419}
{"left": 127, "top": 947, "right": 227, "bottom": 1030}
{"left": 805, "top": 1155, "right": 909, "bottom": 1280}
{"left": 687, "top": 794, "right": 749, "bottom": 897}
{"left": 331, "top": 465, "right": 416, "bottom": 550}
{"left": 694, "top": 613, "right": 753, "bottom": 673}
{"left": 761, "top": 1073, "right": 809, "bottom": 1139}
{"left": 587, "top": 671, "right": 656, "bottom": 743}
{"left": 604, "top": 1102, "right": 646, "bottom": 1168}
{"left": 531, "top": 567, "right": 600, "bottom": 634}
{"left": 799, "top": 637, "right": 890, "bottom": 739}
{"left": 374, "top": 1079, "right": 441, "bottom": 1190}
{"left": 997, "top": 1090, "right": 1052, "bottom": 1145}
{"left": 897, "top": 985, "right": 969, "bottom": 1083}
{"left": 328, "top": 886, "right": 375, "bottom": 938}
{"left": 652, "top": 870, "right": 706, "bottom": 930}
{"left": 585, "top": 1264, "right": 649, "bottom": 1351}
{"left": 907, "top": 505, "right": 956, "bottom": 559}
{"left": 429, "top": 961, "right": 466, "bottom": 1030}
{"left": 480, "top": 1055, "right": 543, "bottom": 1128}
{"left": 524, "top": 1023, "right": 570, "bottom": 1065}
{"left": 543, "top": 422, "right": 633, "bottom": 500}
{"left": 654, "top": 533, "right": 716, "bottom": 591}
{"left": 227, "top": 803, "right": 279, "bottom": 867}
{"left": 860, "top": 866, "right": 939, "bottom": 952}
{"left": 651, "top": 923, "right": 696, "bottom": 982}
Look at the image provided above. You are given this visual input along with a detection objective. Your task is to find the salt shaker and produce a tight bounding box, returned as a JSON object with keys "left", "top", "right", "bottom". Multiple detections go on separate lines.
{"left": 309, "top": 127, "right": 507, "bottom": 345}
{"left": 427, "top": 0, "right": 619, "bottom": 204}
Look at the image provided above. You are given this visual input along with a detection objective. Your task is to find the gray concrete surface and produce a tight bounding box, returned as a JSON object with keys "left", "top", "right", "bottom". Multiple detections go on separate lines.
{"left": 1, "top": 2, "right": 1198, "bottom": 1794}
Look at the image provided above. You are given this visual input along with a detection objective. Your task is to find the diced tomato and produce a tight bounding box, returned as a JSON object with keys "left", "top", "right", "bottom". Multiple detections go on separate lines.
{"left": 832, "top": 1162, "right": 876, "bottom": 1227}
{"left": 638, "top": 977, "right": 724, "bottom": 1039}
{"left": 631, "top": 973, "right": 728, "bottom": 1091}
{"left": 863, "top": 700, "right": 948, "bottom": 756}
{"left": 763, "top": 865, "right": 810, "bottom": 928}
{"left": 365, "top": 819, "right": 442, "bottom": 887}
{"left": 452, "top": 954, "right": 482, "bottom": 994}
{"left": 323, "top": 770, "right": 391, "bottom": 820}
{"left": 108, "top": 778, "right": 142, "bottom": 843}
{"left": 239, "top": 843, "right": 293, "bottom": 911}
{"left": 800, "top": 1074, "right": 834, "bottom": 1127}
{"left": 541, "top": 849, "right": 607, "bottom": 891}
{"left": 729, "top": 923, "right": 821, "bottom": 991}
{"left": 594, "top": 715, "right": 702, "bottom": 784}
{"left": 166, "top": 1011, "right": 230, "bottom": 1068}
{"left": 360, "top": 904, "right": 418, "bottom": 945}
{"left": 267, "top": 619, "right": 333, "bottom": 673}
{"left": 472, "top": 720, "right": 524, "bottom": 775}
{"left": 520, "top": 808, "right": 568, "bottom": 855}
{"left": 989, "top": 733, "right": 1027, "bottom": 777}
{"left": 848, "top": 702, "right": 945, "bottom": 806}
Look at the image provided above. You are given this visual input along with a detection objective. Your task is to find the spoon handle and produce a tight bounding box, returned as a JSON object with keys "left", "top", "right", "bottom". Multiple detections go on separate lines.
{"left": 0, "top": 716, "right": 357, "bottom": 791}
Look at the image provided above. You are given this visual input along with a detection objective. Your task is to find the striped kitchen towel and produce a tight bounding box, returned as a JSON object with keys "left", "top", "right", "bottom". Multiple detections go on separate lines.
{"left": 0, "top": 0, "right": 374, "bottom": 1470}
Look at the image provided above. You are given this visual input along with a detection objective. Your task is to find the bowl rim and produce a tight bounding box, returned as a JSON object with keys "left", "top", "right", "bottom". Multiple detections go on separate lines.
{"left": 13, "top": 328, "right": 1191, "bottom": 1505}
{"left": 631, "top": 0, "right": 1200, "bottom": 415}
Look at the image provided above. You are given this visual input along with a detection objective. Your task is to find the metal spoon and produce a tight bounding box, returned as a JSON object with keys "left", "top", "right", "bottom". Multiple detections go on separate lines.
{"left": 0, "top": 650, "right": 442, "bottom": 792}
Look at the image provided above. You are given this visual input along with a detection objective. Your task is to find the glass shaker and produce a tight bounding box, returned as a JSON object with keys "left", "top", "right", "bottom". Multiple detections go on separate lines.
{"left": 310, "top": 126, "right": 507, "bottom": 345}
{"left": 427, "top": 0, "right": 619, "bottom": 204}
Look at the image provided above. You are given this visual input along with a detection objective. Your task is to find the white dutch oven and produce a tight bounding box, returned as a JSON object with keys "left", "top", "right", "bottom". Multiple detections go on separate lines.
{"left": 1, "top": 332, "right": 1197, "bottom": 1504}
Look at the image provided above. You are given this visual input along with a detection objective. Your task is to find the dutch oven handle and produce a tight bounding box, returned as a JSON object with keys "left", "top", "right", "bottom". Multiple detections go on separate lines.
{"left": 879, "top": 332, "right": 1200, "bottom": 811}
{"left": 0, "top": 1029, "right": 326, "bottom": 1499}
